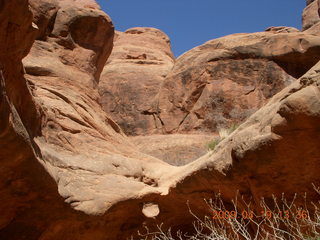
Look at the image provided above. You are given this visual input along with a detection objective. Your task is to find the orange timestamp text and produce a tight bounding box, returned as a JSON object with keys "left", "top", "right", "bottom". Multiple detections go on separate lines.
{"left": 212, "top": 210, "right": 309, "bottom": 220}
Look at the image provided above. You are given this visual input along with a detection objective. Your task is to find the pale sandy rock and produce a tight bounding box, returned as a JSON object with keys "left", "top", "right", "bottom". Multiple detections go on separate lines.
{"left": 99, "top": 27, "right": 175, "bottom": 136}
{"left": 131, "top": 134, "right": 215, "bottom": 166}
{"left": 1, "top": 0, "right": 320, "bottom": 239}
{"left": 305, "top": 21, "right": 320, "bottom": 34}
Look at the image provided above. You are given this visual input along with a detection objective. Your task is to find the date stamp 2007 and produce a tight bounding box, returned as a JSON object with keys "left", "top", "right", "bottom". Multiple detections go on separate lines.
{"left": 212, "top": 210, "right": 309, "bottom": 220}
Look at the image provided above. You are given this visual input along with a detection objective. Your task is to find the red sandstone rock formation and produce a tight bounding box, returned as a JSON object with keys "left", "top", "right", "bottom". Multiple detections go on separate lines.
{"left": 157, "top": 32, "right": 320, "bottom": 134}
{"left": 303, "top": 0, "right": 320, "bottom": 34}
{"left": 303, "top": 0, "right": 320, "bottom": 31}
{"left": 0, "top": 0, "right": 320, "bottom": 239}
{"left": 98, "top": 27, "right": 175, "bottom": 136}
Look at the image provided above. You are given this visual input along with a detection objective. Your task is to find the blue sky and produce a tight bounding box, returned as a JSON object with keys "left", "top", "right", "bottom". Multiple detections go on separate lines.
{"left": 97, "top": 0, "right": 306, "bottom": 57}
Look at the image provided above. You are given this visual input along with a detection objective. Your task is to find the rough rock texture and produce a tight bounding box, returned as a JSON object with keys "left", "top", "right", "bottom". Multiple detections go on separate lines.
{"left": 157, "top": 32, "right": 320, "bottom": 134}
{"left": 0, "top": 1, "right": 79, "bottom": 239}
{"left": 302, "top": 0, "right": 320, "bottom": 31}
{"left": 304, "top": 0, "right": 320, "bottom": 35}
{"left": 1, "top": 0, "right": 172, "bottom": 239}
{"left": 265, "top": 26, "right": 299, "bottom": 33}
{"left": 139, "top": 60, "right": 320, "bottom": 239}
{"left": 98, "top": 27, "right": 175, "bottom": 136}
{"left": 27, "top": 0, "right": 113, "bottom": 83}
{"left": 131, "top": 134, "right": 215, "bottom": 166}
{"left": 1, "top": 0, "right": 320, "bottom": 239}
{"left": 307, "top": 0, "right": 316, "bottom": 5}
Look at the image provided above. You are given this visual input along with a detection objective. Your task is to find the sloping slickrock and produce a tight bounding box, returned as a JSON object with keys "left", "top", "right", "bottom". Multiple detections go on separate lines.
{"left": 1, "top": 0, "right": 173, "bottom": 239}
{"left": 131, "top": 134, "right": 215, "bottom": 166}
{"left": 99, "top": 27, "right": 175, "bottom": 136}
{"left": 2, "top": 0, "right": 320, "bottom": 239}
{"left": 302, "top": 0, "right": 320, "bottom": 31}
{"left": 157, "top": 32, "right": 320, "bottom": 134}
{"left": 305, "top": 21, "right": 320, "bottom": 35}
{"left": 23, "top": 0, "right": 176, "bottom": 218}
{"left": 132, "top": 60, "right": 320, "bottom": 239}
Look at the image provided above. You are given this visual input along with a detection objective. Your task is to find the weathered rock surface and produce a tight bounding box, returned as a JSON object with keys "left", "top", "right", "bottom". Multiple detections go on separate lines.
{"left": 307, "top": 0, "right": 316, "bottom": 5}
{"left": 98, "top": 27, "right": 175, "bottom": 136}
{"left": 131, "top": 134, "right": 215, "bottom": 166}
{"left": 304, "top": 0, "right": 320, "bottom": 35}
{"left": 143, "top": 60, "right": 320, "bottom": 238}
{"left": 265, "top": 26, "right": 299, "bottom": 33}
{"left": 28, "top": 0, "right": 113, "bottom": 83}
{"left": 302, "top": 0, "right": 320, "bottom": 31}
{"left": 1, "top": 0, "right": 172, "bottom": 239}
{"left": 0, "top": 0, "right": 77, "bottom": 239}
{"left": 1, "top": 0, "right": 320, "bottom": 239}
{"left": 157, "top": 32, "right": 320, "bottom": 134}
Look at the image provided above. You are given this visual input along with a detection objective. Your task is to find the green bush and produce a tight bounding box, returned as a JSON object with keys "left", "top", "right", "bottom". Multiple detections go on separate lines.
{"left": 207, "top": 123, "right": 239, "bottom": 151}
{"left": 207, "top": 138, "right": 221, "bottom": 151}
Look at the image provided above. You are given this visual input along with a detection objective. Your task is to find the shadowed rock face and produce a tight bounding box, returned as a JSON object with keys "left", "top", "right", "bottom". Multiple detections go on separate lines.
{"left": 0, "top": 1, "right": 89, "bottom": 239}
{"left": 1, "top": 0, "right": 171, "bottom": 239}
{"left": 157, "top": 32, "right": 320, "bottom": 134}
{"left": 1, "top": 0, "right": 320, "bottom": 239}
{"left": 98, "top": 27, "right": 175, "bottom": 136}
{"left": 27, "top": 0, "right": 114, "bottom": 84}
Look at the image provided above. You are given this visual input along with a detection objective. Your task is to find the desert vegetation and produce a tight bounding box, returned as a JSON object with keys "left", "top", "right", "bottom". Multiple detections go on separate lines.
{"left": 136, "top": 187, "right": 320, "bottom": 240}
{"left": 207, "top": 123, "right": 239, "bottom": 151}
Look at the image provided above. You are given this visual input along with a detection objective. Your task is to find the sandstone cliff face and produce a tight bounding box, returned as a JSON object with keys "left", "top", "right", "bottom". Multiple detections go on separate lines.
{"left": 157, "top": 32, "right": 320, "bottom": 134}
{"left": 1, "top": 0, "right": 320, "bottom": 239}
{"left": 99, "top": 27, "right": 175, "bottom": 136}
{"left": 0, "top": 0, "right": 43, "bottom": 236}
{"left": 1, "top": 0, "right": 172, "bottom": 239}
{"left": 23, "top": 0, "right": 176, "bottom": 216}
{"left": 303, "top": 0, "right": 320, "bottom": 31}
{"left": 27, "top": 0, "right": 113, "bottom": 83}
{"left": 303, "top": 0, "right": 320, "bottom": 34}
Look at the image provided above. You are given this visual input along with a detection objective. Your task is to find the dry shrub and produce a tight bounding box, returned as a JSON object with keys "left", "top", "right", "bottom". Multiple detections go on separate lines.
{"left": 136, "top": 186, "right": 320, "bottom": 240}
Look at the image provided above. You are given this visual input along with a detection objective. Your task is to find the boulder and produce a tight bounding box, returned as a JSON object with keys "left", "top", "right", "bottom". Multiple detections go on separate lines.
{"left": 98, "top": 27, "right": 175, "bottom": 136}
{"left": 157, "top": 32, "right": 320, "bottom": 134}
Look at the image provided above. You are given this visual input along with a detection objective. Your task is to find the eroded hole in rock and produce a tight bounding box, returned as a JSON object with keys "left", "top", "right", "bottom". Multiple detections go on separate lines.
{"left": 142, "top": 203, "right": 160, "bottom": 218}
